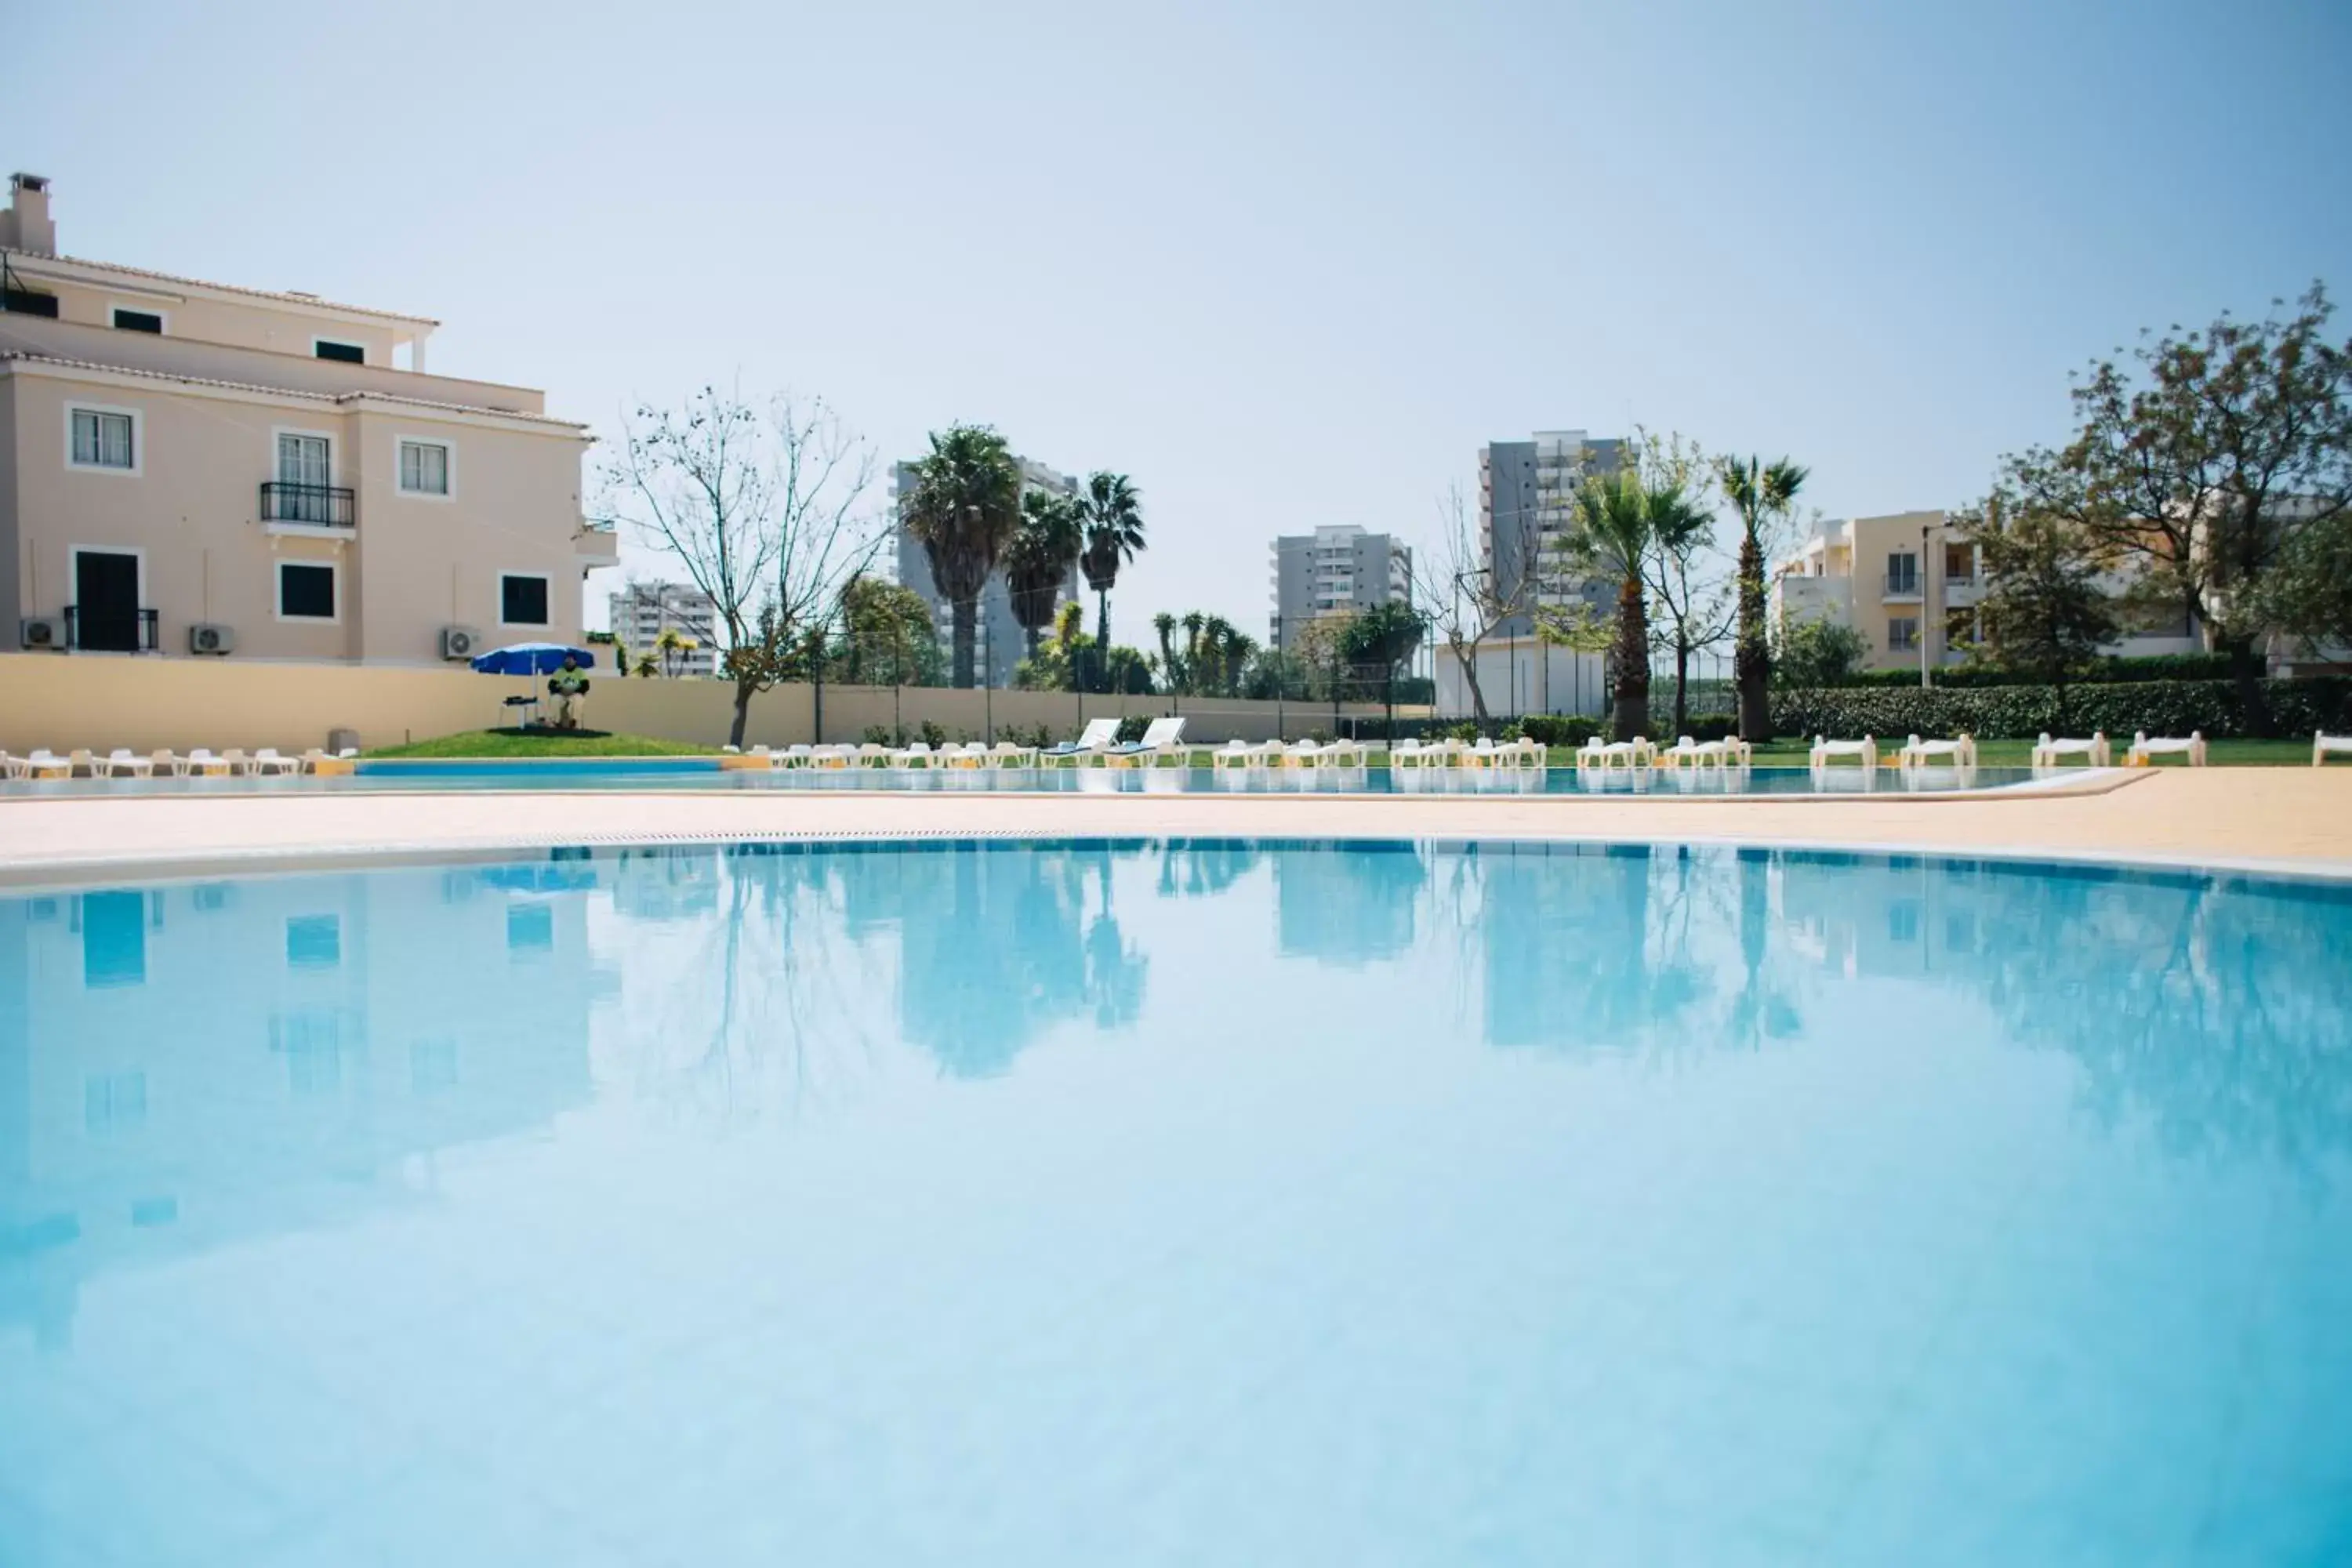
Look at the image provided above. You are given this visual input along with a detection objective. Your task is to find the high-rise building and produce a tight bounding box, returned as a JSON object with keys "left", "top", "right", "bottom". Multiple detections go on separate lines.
{"left": 891, "top": 455, "right": 1080, "bottom": 685}
{"left": 607, "top": 581, "right": 718, "bottom": 677}
{"left": 1266, "top": 525, "right": 1414, "bottom": 648}
{"left": 1479, "top": 430, "right": 1624, "bottom": 634}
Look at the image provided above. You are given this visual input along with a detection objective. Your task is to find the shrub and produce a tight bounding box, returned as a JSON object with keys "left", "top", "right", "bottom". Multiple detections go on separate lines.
{"left": 1516, "top": 714, "right": 1604, "bottom": 747}
{"left": 1826, "top": 652, "right": 2238, "bottom": 690}
{"left": 1769, "top": 677, "right": 2352, "bottom": 739}
{"left": 1113, "top": 714, "right": 1151, "bottom": 743}
{"left": 862, "top": 724, "right": 897, "bottom": 746}
{"left": 917, "top": 720, "right": 948, "bottom": 748}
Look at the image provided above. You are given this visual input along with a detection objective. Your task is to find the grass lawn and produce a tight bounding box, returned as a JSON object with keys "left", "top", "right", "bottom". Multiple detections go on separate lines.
{"left": 365, "top": 729, "right": 717, "bottom": 760}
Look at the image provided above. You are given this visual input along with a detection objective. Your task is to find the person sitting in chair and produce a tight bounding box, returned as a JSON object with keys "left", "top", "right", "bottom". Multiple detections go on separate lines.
{"left": 548, "top": 655, "right": 591, "bottom": 730}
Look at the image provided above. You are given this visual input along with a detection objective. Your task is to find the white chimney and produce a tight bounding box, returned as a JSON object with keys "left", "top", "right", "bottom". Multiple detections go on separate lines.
{"left": 2, "top": 173, "right": 57, "bottom": 256}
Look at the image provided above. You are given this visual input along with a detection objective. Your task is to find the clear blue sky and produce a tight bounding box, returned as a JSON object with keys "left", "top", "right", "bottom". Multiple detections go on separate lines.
{"left": 10, "top": 0, "right": 2349, "bottom": 637}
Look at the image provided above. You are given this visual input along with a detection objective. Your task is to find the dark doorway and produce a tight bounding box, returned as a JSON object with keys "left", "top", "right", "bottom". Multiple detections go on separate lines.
{"left": 73, "top": 551, "right": 140, "bottom": 651}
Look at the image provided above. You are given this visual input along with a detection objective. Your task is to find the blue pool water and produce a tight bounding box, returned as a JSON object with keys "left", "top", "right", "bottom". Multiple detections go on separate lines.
{"left": 2, "top": 761, "right": 2074, "bottom": 797}
{"left": 2, "top": 840, "right": 2347, "bottom": 1566}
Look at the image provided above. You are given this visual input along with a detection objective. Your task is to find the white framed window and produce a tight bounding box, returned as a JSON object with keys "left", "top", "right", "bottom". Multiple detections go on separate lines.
{"left": 397, "top": 437, "right": 452, "bottom": 498}
{"left": 499, "top": 572, "right": 552, "bottom": 627}
{"left": 111, "top": 306, "right": 166, "bottom": 334}
{"left": 66, "top": 403, "right": 141, "bottom": 474}
{"left": 276, "top": 560, "right": 339, "bottom": 623}
{"left": 312, "top": 338, "right": 366, "bottom": 365}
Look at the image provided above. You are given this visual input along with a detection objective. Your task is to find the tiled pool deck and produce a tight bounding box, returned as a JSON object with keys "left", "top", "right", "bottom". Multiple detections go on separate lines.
{"left": 2, "top": 768, "right": 2348, "bottom": 884}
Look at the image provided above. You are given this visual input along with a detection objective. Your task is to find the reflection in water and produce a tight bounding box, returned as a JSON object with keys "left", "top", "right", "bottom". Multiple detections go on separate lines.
{"left": 1275, "top": 842, "right": 1426, "bottom": 966}
{"left": 9, "top": 841, "right": 2346, "bottom": 1346}
{"left": 2, "top": 840, "right": 2349, "bottom": 1565}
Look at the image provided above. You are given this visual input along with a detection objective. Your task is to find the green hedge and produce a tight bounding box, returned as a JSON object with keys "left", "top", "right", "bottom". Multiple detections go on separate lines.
{"left": 1770, "top": 677, "right": 2352, "bottom": 739}
{"left": 1822, "top": 652, "right": 2236, "bottom": 689}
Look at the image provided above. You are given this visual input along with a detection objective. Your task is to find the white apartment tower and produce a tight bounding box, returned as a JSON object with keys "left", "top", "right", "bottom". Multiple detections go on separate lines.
{"left": 1267, "top": 524, "right": 1414, "bottom": 648}
{"left": 607, "top": 580, "right": 717, "bottom": 677}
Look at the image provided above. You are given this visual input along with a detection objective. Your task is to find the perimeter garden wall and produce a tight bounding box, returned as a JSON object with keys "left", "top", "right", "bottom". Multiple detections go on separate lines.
{"left": 0, "top": 655, "right": 1403, "bottom": 753}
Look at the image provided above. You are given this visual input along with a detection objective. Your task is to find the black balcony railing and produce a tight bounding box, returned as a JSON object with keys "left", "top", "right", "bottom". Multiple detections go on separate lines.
{"left": 261, "top": 481, "right": 356, "bottom": 528}
{"left": 1883, "top": 571, "right": 1922, "bottom": 597}
{"left": 64, "top": 605, "right": 160, "bottom": 653}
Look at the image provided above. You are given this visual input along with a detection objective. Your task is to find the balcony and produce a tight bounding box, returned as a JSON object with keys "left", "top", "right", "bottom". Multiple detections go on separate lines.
{"left": 575, "top": 516, "right": 620, "bottom": 569}
{"left": 1882, "top": 572, "right": 1922, "bottom": 601}
{"left": 261, "top": 481, "right": 356, "bottom": 534}
{"left": 64, "top": 605, "right": 159, "bottom": 653}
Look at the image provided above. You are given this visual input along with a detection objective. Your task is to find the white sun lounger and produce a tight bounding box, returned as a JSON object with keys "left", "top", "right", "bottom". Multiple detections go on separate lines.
{"left": 19, "top": 750, "right": 72, "bottom": 779}
{"left": 1898, "top": 734, "right": 1977, "bottom": 769}
{"left": 2031, "top": 731, "right": 2111, "bottom": 768}
{"left": 98, "top": 748, "right": 156, "bottom": 778}
{"left": 2127, "top": 731, "right": 2207, "bottom": 767}
{"left": 1281, "top": 739, "right": 1333, "bottom": 769}
{"left": 1657, "top": 736, "right": 1712, "bottom": 770}
{"left": 1105, "top": 716, "right": 1188, "bottom": 768}
{"left": 1213, "top": 739, "right": 1286, "bottom": 773}
{"left": 1576, "top": 737, "right": 1654, "bottom": 771}
{"left": 1388, "top": 737, "right": 1441, "bottom": 770}
{"left": 1044, "top": 717, "right": 1122, "bottom": 764}
{"left": 181, "top": 748, "right": 230, "bottom": 776}
{"left": 0, "top": 752, "right": 28, "bottom": 780}
{"left": 1809, "top": 735, "right": 1878, "bottom": 770}
{"left": 2315, "top": 732, "right": 2352, "bottom": 767}
{"left": 249, "top": 748, "right": 301, "bottom": 776}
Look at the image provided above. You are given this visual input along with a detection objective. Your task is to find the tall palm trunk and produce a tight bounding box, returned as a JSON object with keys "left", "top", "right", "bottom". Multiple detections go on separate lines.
{"left": 1094, "top": 590, "right": 1112, "bottom": 691}
{"left": 1612, "top": 569, "right": 1650, "bottom": 740}
{"left": 1735, "top": 527, "right": 1772, "bottom": 742}
{"left": 949, "top": 601, "right": 977, "bottom": 689}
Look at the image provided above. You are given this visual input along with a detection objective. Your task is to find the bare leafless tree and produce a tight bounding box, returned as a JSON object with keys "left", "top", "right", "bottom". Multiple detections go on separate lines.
{"left": 604, "top": 385, "right": 881, "bottom": 746}
{"left": 1416, "top": 484, "right": 1530, "bottom": 721}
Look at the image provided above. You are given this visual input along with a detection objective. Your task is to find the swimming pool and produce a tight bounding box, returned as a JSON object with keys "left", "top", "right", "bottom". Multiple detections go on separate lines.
{"left": 1, "top": 760, "right": 2088, "bottom": 798}
{"left": 4, "top": 839, "right": 2345, "bottom": 1564}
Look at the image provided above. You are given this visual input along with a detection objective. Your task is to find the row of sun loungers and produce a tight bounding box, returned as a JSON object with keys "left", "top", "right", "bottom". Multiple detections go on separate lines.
{"left": 1, "top": 746, "right": 357, "bottom": 780}
{"left": 1807, "top": 730, "right": 2205, "bottom": 769}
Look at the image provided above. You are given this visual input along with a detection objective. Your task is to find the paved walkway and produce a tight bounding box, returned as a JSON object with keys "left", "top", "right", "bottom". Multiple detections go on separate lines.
{"left": 2, "top": 769, "right": 2349, "bottom": 884}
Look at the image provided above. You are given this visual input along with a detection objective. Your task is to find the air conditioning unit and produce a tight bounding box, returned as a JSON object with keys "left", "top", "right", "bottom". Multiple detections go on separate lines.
{"left": 20, "top": 615, "right": 63, "bottom": 651}
{"left": 441, "top": 625, "right": 481, "bottom": 660}
{"left": 190, "top": 622, "right": 236, "bottom": 656}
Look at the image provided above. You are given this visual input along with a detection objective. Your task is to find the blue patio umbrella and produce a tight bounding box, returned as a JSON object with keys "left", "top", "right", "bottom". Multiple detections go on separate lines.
{"left": 470, "top": 641, "right": 595, "bottom": 675}
{"left": 472, "top": 642, "right": 596, "bottom": 729}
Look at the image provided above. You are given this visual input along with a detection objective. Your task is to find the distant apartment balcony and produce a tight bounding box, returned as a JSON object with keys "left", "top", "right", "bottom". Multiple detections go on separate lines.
{"left": 64, "top": 604, "right": 159, "bottom": 653}
{"left": 1882, "top": 572, "right": 1922, "bottom": 601}
{"left": 575, "top": 516, "right": 620, "bottom": 568}
{"left": 1773, "top": 574, "right": 1853, "bottom": 626}
{"left": 260, "top": 481, "right": 355, "bottom": 533}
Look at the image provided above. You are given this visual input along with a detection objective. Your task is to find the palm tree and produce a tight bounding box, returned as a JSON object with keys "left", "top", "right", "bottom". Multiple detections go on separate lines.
{"left": 1152, "top": 612, "right": 1180, "bottom": 691}
{"left": 903, "top": 426, "right": 1023, "bottom": 688}
{"left": 1005, "top": 490, "right": 1083, "bottom": 663}
{"left": 1714, "top": 455, "right": 1809, "bottom": 742}
{"left": 1207, "top": 617, "right": 1254, "bottom": 696}
{"left": 655, "top": 626, "right": 689, "bottom": 678}
{"left": 1573, "top": 469, "right": 1662, "bottom": 740}
{"left": 1076, "top": 472, "right": 1145, "bottom": 691}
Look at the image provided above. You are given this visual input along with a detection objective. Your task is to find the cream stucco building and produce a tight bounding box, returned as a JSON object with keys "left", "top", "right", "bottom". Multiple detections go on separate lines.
{"left": 1, "top": 172, "right": 610, "bottom": 664}
{"left": 1771, "top": 509, "right": 2208, "bottom": 673}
